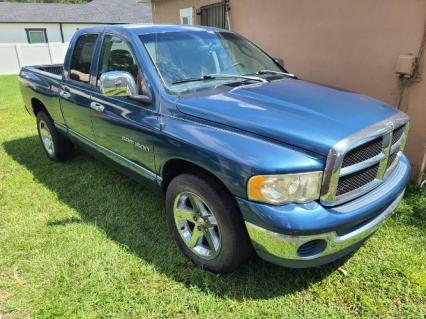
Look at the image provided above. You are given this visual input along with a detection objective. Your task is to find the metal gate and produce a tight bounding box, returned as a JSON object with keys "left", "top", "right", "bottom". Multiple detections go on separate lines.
{"left": 199, "top": 1, "right": 229, "bottom": 29}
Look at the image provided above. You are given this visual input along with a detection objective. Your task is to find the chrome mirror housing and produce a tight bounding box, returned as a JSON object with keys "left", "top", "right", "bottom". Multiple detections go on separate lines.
{"left": 99, "top": 71, "right": 138, "bottom": 97}
{"left": 99, "top": 71, "right": 152, "bottom": 104}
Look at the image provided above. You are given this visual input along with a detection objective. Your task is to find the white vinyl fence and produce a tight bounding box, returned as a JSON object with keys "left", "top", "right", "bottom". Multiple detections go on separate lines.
{"left": 0, "top": 42, "right": 69, "bottom": 75}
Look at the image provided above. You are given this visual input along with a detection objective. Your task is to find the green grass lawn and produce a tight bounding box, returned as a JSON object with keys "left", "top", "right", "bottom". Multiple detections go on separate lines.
{"left": 0, "top": 75, "right": 425, "bottom": 318}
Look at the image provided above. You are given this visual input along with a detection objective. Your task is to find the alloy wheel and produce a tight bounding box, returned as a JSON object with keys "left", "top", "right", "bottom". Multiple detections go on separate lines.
{"left": 173, "top": 192, "right": 221, "bottom": 260}
{"left": 39, "top": 119, "right": 54, "bottom": 156}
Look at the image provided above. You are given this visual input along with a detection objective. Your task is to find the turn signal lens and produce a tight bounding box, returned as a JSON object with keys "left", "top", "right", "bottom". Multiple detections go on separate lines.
{"left": 247, "top": 172, "right": 323, "bottom": 205}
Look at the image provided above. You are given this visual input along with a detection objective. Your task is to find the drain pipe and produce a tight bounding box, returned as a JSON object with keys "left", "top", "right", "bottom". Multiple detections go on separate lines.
{"left": 396, "top": 20, "right": 426, "bottom": 109}
{"left": 417, "top": 144, "right": 426, "bottom": 189}
{"left": 225, "top": 0, "right": 231, "bottom": 30}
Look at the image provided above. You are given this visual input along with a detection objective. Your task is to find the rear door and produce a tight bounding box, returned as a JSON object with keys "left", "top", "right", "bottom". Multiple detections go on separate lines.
{"left": 60, "top": 33, "right": 99, "bottom": 140}
{"left": 90, "top": 33, "right": 157, "bottom": 174}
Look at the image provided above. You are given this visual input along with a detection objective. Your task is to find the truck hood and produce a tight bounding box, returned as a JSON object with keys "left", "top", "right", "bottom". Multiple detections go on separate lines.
{"left": 176, "top": 79, "right": 399, "bottom": 156}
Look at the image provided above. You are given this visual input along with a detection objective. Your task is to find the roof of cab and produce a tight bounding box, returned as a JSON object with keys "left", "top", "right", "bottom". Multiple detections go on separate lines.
{"left": 81, "top": 24, "right": 230, "bottom": 35}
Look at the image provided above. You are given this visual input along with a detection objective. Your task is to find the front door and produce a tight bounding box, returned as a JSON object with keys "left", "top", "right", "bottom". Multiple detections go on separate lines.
{"left": 60, "top": 33, "right": 99, "bottom": 140}
{"left": 90, "top": 34, "right": 157, "bottom": 174}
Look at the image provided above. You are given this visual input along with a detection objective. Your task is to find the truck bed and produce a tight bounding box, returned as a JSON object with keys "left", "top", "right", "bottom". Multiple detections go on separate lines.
{"left": 32, "top": 64, "right": 64, "bottom": 77}
{"left": 19, "top": 64, "right": 65, "bottom": 125}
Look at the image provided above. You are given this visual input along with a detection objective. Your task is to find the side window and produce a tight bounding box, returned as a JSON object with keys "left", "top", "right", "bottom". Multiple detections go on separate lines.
{"left": 69, "top": 33, "right": 98, "bottom": 84}
{"left": 97, "top": 35, "right": 139, "bottom": 85}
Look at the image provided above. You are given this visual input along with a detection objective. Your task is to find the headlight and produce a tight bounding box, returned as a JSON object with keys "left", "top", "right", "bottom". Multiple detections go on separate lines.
{"left": 247, "top": 171, "right": 323, "bottom": 205}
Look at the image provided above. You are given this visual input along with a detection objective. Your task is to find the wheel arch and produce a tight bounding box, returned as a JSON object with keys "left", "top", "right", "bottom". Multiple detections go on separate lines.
{"left": 160, "top": 158, "right": 236, "bottom": 198}
{"left": 31, "top": 98, "right": 49, "bottom": 117}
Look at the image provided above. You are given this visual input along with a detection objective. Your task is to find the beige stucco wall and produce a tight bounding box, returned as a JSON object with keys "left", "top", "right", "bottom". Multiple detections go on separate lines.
{"left": 152, "top": 0, "right": 218, "bottom": 24}
{"left": 154, "top": 0, "right": 426, "bottom": 181}
{"left": 401, "top": 51, "right": 426, "bottom": 181}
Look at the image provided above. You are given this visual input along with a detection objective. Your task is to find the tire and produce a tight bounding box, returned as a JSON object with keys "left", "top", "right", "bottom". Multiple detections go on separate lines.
{"left": 166, "top": 172, "right": 253, "bottom": 273}
{"left": 36, "top": 111, "right": 74, "bottom": 161}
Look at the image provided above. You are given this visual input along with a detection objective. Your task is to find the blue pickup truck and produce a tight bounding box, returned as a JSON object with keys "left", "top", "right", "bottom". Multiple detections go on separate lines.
{"left": 19, "top": 24, "right": 410, "bottom": 273}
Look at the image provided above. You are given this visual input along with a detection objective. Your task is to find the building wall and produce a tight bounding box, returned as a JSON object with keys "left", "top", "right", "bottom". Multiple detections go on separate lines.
{"left": 401, "top": 52, "right": 426, "bottom": 183}
{"left": 0, "top": 22, "right": 107, "bottom": 44}
{"left": 0, "top": 23, "right": 110, "bottom": 75}
{"left": 62, "top": 23, "right": 103, "bottom": 42}
{"left": 152, "top": 0, "right": 217, "bottom": 25}
{"left": 0, "top": 23, "right": 63, "bottom": 43}
{"left": 152, "top": 0, "right": 426, "bottom": 181}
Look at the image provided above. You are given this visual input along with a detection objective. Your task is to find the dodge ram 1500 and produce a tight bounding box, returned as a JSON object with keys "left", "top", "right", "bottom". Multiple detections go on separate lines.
{"left": 19, "top": 25, "right": 410, "bottom": 272}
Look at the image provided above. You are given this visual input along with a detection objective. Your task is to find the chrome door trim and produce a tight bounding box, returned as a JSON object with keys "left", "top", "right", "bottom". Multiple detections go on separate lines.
{"left": 90, "top": 101, "right": 105, "bottom": 112}
{"left": 59, "top": 90, "right": 71, "bottom": 99}
{"left": 54, "top": 122, "right": 67, "bottom": 132}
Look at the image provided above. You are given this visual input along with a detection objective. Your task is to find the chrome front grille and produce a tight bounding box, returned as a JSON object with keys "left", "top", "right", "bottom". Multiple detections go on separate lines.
{"left": 392, "top": 125, "right": 404, "bottom": 146}
{"left": 336, "top": 164, "right": 379, "bottom": 196}
{"left": 321, "top": 113, "right": 409, "bottom": 206}
{"left": 341, "top": 137, "right": 382, "bottom": 168}
{"left": 387, "top": 152, "right": 398, "bottom": 170}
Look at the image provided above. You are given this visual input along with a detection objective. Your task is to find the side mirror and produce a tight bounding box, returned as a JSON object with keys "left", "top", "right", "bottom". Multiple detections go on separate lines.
{"left": 99, "top": 71, "right": 151, "bottom": 104}
{"left": 273, "top": 57, "right": 284, "bottom": 68}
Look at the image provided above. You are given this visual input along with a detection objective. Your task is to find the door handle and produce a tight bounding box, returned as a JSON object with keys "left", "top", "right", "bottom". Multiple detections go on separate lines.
{"left": 59, "top": 90, "right": 71, "bottom": 99}
{"left": 90, "top": 102, "right": 105, "bottom": 112}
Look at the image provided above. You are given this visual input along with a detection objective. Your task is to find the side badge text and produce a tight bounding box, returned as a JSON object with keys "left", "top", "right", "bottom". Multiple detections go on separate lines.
{"left": 121, "top": 136, "right": 150, "bottom": 152}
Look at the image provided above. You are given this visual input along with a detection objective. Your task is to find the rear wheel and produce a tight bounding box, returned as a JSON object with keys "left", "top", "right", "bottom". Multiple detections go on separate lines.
{"left": 166, "top": 172, "right": 252, "bottom": 273}
{"left": 36, "top": 111, "right": 73, "bottom": 161}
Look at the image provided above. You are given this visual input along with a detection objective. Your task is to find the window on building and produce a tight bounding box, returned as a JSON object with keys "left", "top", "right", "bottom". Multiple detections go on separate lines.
{"left": 69, "top": 33, "right": 98, "bottom": 84}
{"left": 200, "top": 2, "right": 228, "bottom": 29}
{"left": 180, "top": 7, "right": 194, "bottom": 25}
{"left": 25, "top": 29, "right": 48, "bottom": 44}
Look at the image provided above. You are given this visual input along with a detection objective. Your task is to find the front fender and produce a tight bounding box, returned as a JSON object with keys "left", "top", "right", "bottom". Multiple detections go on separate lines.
{"left": 156, "top": 116, "right": 324, "bottom": 198}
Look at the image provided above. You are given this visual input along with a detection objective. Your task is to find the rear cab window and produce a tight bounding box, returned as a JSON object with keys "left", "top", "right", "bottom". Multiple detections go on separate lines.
{"left": 69, "top": 33, "right": 99, "bottom": 84}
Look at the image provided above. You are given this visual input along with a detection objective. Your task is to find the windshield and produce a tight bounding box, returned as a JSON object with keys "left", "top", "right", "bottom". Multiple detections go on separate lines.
{"left": 139, "top": 31, "right": 282, "bottom": 93}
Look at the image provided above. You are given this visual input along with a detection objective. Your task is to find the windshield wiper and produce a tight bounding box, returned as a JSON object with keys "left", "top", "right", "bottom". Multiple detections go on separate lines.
{"left": 172, "top": 73, "right": 269, "bottom": 85}
{"left": 256, "top": 69, "right": 297, "bottom": 79}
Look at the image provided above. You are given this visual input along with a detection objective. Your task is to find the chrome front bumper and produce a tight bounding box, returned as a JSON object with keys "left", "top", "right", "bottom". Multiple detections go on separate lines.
{"left": 246, "top": 190, "right": 404, "bottom": 267}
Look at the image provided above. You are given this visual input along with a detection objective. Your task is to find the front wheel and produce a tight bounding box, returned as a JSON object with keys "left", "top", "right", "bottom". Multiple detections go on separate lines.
{"left": 166, "top": 172, "right": 252, "bottom": 273}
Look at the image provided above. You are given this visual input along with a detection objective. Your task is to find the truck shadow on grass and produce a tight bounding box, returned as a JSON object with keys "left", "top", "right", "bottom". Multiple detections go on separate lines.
{"left": 4, "top": 136, "right": 354, "bottom": 300}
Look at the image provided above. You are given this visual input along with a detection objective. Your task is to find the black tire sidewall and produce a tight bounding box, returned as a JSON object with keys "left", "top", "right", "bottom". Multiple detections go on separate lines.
{"left": 166, "top": 173, "right": 252, "bottom": 273}
{"left": 36, "top": 111, "right": 72, "bottom": 161}
{"left": 36, "top": 112, "right": 58, "bottom": 160}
